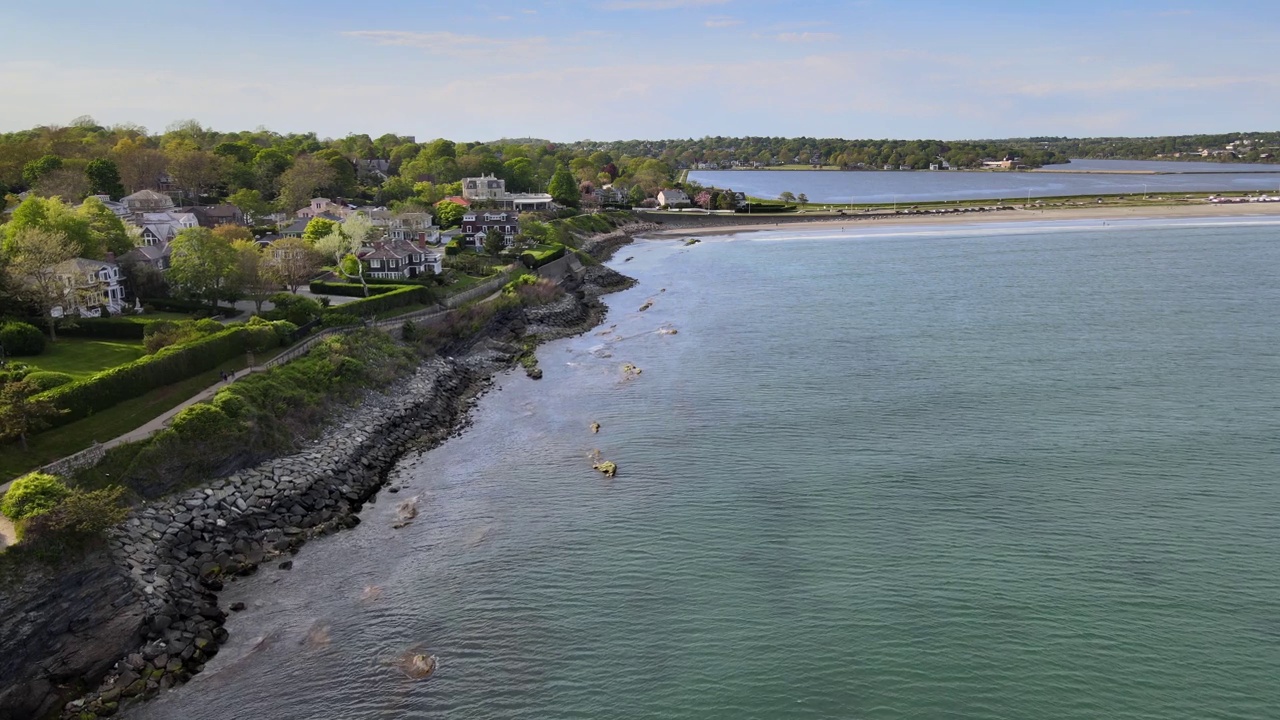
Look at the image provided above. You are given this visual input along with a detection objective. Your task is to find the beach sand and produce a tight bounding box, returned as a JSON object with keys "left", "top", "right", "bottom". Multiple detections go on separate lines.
{"left": 646, "top": 202, "right": 1280, "bottom": 237}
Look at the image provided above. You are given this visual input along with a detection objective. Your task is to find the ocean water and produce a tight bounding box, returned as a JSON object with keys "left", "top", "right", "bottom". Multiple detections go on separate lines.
{"left": 131, "top": 219, "right": 1280, "bottom": 720}
{"left": 689, "top": 161, "right": 1280, "bottom": 204}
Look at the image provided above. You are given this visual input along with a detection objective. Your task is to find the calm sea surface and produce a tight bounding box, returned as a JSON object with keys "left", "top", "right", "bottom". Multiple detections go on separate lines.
{"left": 132, "top": 219, "right": 1280, "bottom": 720}
{"left": 690, "top": 159, "right": 1280, "bottom": 204}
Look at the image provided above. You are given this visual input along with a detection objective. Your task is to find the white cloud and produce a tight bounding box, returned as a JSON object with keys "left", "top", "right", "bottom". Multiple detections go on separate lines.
{"left": 776, "top": 32, "right": 840, "bottom": 43}
{"left": 704, "top": 15, "right": 742, "bottom": 27}
{"left": 600, "top": 0, "right": 729, "bottom": 10}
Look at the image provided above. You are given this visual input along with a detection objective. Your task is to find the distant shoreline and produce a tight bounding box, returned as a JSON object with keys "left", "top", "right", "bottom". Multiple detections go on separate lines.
{"left": 642, "top": 202, "right": 1280, "bottom": 238}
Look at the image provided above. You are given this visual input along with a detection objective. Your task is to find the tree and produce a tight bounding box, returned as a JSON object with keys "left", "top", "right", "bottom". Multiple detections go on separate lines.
{"left": 503, "top": 157, "right": 536, "bottom": 193}
{"left": 232, "top": 240, "right": 275, "bottom": 315}
{"left": 694, "top": 191, "right": 712, "bottom": 209}
{"left": 276, "top": 154, "right": 337, "bottom": 214}
{"left": 213, "top": 225, "right": 254, "bottom": 244}
{"left": 302, "top": 217, "right": 340, "bottom": 243}
{"left": 517, "top": 215, "right": 550, "bottom": 246}
{"left": 314, "top": 213, "right": 374, "bottom": 297}
{"left": 226, "top": 188, "right": 272, "bottom": 224}
{"left": 716, "top": 191, "right": 737, "bottom": 210}
{"left": 779, "top": 191, "right": 796, "bottom": 203}
{"left": 252, "top": 147, "right": 292, "bottom": 192}
{"left": 483, "top": 230, "right": 505, "bottom": 257}
{"left": 166, "top": 144, "right": 225, "bottom": 203}
{"left": 84, "top": 158, "right": 126, "bottom": 199}
{"left": 548, "top": 164, "right": 580, "bottom": 206}
{"left": 797, "top": 193, "right": 808, "bottom": 206}
{"left": 2, "top": 228, "right": 77, "bottom": 340}
{"left": 267, "top": 237, "right": 321, "bottom": 293}
{"left": 168, "top": 227, "right": 237, "bottom": 312}
{"left": 33, "top": 168, "right": 90, "bottom": 201}
{"left": 80, "top": 196, "right": 135, "bottom": 257}
{"left": 434, "top": 200, "right": 465, "bottom": 228}
{"left": 627, "top": 185, "right": 646, "bottom": 206}
{"left": 112, "top": 137, "right": 167, "bottom": 192}
{"left": 22, "top": 155, "right": 62, "bottom": 187}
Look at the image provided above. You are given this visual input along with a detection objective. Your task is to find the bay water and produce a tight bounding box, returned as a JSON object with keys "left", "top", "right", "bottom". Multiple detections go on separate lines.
{"left": 690, "top": 161, "right": 1280, "bottom": 204}
{"left": 132, "top": 219, "right": 1280, "bottom": 719}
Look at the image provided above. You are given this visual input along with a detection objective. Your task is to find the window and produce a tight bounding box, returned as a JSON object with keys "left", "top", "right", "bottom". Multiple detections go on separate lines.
{"left": 371, "top": 259, "right": 382, "bottom": 268}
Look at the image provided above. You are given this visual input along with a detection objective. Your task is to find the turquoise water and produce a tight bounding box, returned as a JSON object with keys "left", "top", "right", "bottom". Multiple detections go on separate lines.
{"left": 134, "top": 219, "right": 1280, "bottom": 719}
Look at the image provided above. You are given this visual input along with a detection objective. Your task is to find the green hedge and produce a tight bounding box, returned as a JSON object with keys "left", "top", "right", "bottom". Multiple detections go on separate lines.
{"left": 307, "top": 281, "right": 402, "bottom": 297}
{"left": 18, "top": 316, "right": 157, "bottom": 340}
{"left": 141, "top": 297, "right": 240, "bottom": 317}
{"left": 444, "top": 240, "right": 462, "bottom": 256}
{"left": 323, "top": 285, "right": 433, "bottom": 319}
{"left": 37, "top": 325, "right": 280, "bottom": 427}
{"left": 519, "top": 244, "right": 567, "bottom": 269}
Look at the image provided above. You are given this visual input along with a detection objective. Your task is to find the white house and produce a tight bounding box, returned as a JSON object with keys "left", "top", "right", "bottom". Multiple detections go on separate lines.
{"left": 138, "top": 211, "right": 199, "bottom": 246}
{"left": 462, "top": 175, "right": 507, "bottom": 201}
{"left": 388, "top": 212, "right": 439, "bottom": 244}
{"left": 657, "top": 189, "right": 691, "bottom": 208}
{"left": 49, "top": 258, "right": 126, "bottom": 318}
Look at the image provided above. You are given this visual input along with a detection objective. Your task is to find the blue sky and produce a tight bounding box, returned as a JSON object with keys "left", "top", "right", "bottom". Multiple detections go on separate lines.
{"left": 1, "top": 0, "right": 1274, "bottom": 141}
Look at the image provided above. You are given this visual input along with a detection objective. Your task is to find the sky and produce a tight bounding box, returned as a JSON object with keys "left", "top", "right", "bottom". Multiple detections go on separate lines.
{"left": 1, "top": 0, "right": 1275, "bottom": 142}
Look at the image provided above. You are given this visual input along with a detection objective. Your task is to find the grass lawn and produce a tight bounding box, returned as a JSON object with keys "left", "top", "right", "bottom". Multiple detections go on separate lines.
{"left": 444, "top": 272, "right": 497, "bottom": 296}
{"left": 22, "top": 338, "right": 147, "bottom": 379}
{"left": 0, "top": 354, "right": 253, "bottom": 482}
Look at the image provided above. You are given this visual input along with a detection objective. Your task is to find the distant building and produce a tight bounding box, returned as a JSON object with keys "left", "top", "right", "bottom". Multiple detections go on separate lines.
{"left": 139, "top": 211, "right": 199, "bottom": 246}
{"left": 388, "top": 212, "right": 439, "bottom": 244}
{"left": 460, "top": 210, "right": 519, "bottom": 249}
{"left": 462, "top": 175, "right": 507, "bottom": 201}
{"left": 122, "top": 189, "right": 175, "bottom": 215}
{"left": 177, "top": 204, "right": 246, "bottom": 227}
{"left": 981, "top": 155, "right": 1018, "bottom": 170}
{"left": 84, "top": 194, "right": 130, "bottom": 219}
{"left": 296, "top": 198, "right": 353, "bottom": 219}
{"left": 48, "top": 258, "right": 126, "bottom": 318}
{"left": 361, "top": 238, "right": 443, "bottom": 279}
{"left": 656, "top": 189, "right": 691, "bottom": 208}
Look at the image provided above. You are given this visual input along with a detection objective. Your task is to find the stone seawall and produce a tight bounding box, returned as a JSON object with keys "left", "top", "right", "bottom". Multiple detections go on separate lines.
{"left": 0, "top": 262, "right": 636, "bottom": 720}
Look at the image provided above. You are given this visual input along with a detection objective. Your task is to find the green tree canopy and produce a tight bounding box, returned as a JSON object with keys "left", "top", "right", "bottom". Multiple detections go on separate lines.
{"left": 168, "top": 227, "right": 238, "bottom": 311}
{"left": 84, "top": 158, "right": 126, "bottom": 199}
{"left": 548, "top": 164, "right": 580, "bottom": 207}
{"left": 434, "top": 200, "right": 466, "bottom": 228}
{"left": 302, "top": 217, "right": 340, "bottom": 242}
{"left": 22, "top": 154, "right": 63, "bottom": 187}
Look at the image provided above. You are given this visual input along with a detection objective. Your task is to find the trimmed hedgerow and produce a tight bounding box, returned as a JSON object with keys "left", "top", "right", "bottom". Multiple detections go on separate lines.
{"left": 307, "top": 281, "right": 402, "bottom": 297}
{"left": 324, "top": 285, "right": 434, "bottom": 319}
{"left": 36, "top": 325, "right": 280, "bottom": 427}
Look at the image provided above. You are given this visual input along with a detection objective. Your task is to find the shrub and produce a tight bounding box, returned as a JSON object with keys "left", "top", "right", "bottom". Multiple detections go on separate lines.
{"left": 444, "top": 240, "right": 462, "bottom": 256}
{"left": 37, "top": 325, "right": 279, "bottom": 427}
{"left": 143, "top": 319, "right": 226, "bottom": 354}
{"left": 170, "top": 403, "right": 241, "bottom": 439}
{"left": 0, "top": 321, "right": 46, "bottom": 356}
{"left": 321, "top": 312, "right": 360, "bottom": 328}
{"left": 519, "top": 244, "right": 566, "bottom": 269}
{"left": 1, "top": 472, "right": 70, "bottom": 521}
{"left": 514, "top": 278, "right": 564, "bottom": 306}
{"left": 19, "top": 486, "right": 129, "bottom": 543}
{"left": 265, "top": 293, "right": 324, "bottom": 326}
{"left": 23, "top": 371, "right": 74, "bottom": 392}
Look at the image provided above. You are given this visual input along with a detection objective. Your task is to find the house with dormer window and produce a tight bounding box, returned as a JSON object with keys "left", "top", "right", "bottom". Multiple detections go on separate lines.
{"left": 47, "top": 258, "right": 126, "bottom": 318}
{"left": 459, "top": 210, "right": 518, "bottom": 249}
{"left": 361, "top": 238, "right": 443, "bottom": 279}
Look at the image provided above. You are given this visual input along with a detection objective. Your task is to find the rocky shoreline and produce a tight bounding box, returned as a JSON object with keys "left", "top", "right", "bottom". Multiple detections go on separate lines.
{"left": 0, "top": 250, "right": 637, "bottom": 720}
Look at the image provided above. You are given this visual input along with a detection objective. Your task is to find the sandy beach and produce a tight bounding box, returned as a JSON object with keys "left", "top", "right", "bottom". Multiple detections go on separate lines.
{"left": 646, "top": 202, "right": 1280, "bottom": 237}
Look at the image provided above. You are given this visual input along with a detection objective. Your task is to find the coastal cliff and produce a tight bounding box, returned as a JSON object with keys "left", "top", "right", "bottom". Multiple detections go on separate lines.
{"left": 0, "top": 254, "right": 637, "bottom": 720}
